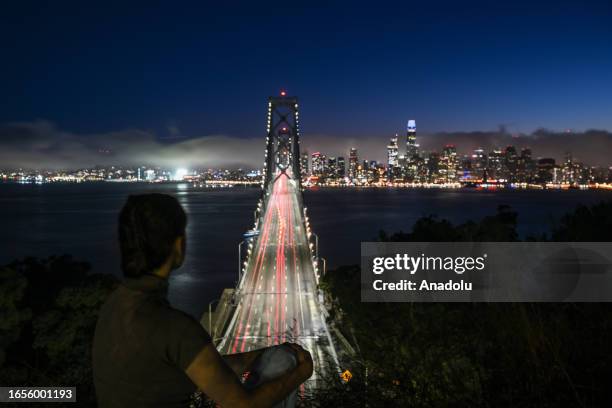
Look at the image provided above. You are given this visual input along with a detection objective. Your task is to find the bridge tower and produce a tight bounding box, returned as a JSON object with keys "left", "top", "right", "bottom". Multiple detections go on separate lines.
{"left": 263, "top": 91, "right": 302, "bottom": 191}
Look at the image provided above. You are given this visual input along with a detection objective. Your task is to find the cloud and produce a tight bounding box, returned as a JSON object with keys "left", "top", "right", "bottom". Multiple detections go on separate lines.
{"left": 0, "top": 121, "right": 265, "bottom": 169}
{"left": 0, "top": 121, "right": 611, "bottom": 169}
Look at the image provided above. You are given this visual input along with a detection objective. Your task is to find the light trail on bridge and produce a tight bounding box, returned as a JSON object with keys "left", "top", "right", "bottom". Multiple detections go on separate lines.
{"left": 218, "top": 172, "right": 338, "bottom": 384}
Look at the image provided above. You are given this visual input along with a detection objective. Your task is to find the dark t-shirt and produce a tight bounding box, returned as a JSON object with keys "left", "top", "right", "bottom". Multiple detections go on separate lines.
{"left": 93, "top": 275, "right": 211, "bottom": 407}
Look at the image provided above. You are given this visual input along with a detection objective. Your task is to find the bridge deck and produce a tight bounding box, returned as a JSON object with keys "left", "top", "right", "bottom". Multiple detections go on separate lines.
{"left": 218, "top": 174, "right": 337, "bottom": 382}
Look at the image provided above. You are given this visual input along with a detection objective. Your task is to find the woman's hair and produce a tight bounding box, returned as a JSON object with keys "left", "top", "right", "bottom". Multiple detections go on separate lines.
{"left": 118, "top": 194, "right": 187, "bottom": 277}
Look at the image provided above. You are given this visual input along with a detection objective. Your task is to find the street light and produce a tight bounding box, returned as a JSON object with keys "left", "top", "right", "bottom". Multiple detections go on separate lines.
{"left": 238, "top": 240, "right": 245, "bottom": 284}
{"left": 320, "top": 257, "right": 327, "bottom": 277}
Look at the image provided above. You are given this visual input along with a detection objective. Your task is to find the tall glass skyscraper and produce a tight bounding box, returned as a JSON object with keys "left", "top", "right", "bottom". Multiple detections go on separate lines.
{"left": 387, "top": 136, "right": 399, "bottom": 181}
{"left": 406, "top": 119, "right": 417, "bottom": 158}
{"left": 348, "top": 148, "right": 358, "bottom": 179}
{"left": 337, "top": 156, "right": 346, "bottom": 177}
{"left": 405, "top": 120, "right": 418, "bottom": 180}
{"left": 387, "top": 136, "right": 399, "bottom": 168}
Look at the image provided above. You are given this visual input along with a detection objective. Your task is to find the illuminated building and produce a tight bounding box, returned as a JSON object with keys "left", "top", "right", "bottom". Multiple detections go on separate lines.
{"left": 311, "top": 152, "right": 326, "bottom": 176}
{"left": 459, "top": 155, "right": 473, "bottom": 181}
{"left": 487, "top": 149, "right": 504, "bottom": 181}
{"left": 327, "top": 156, "right": 337, "bottom": 178}
{"left": 405, "top": 120, "right": 419, "bottom": 180}
{"left": 337, "top": 156, "right": 346, "bottom": 177}
{"left": 413, "top": 155, "right": 427, "bottom": 183}
{"left": 387, "top": 136, "right": 398, "bottom": 167}
{"left": 504, "top": 146, "right": 518, "bottom": 182}
{"left": 406, "top": 119, "right": 417, "bottom": 158}
{"left": 145, "top": 169, "right": 155, "bottom": 181}
{"left": 517, "top": 148, "right": 535, "bottom": 183}
{"left": 387, "top": 136, "right": 399, "bottom": 180}
{"left": 561, "top": 152, "right": 586, "bottom": 185}
{"left": 471, "top": 148, "right": 487, "bottom": 180}
{"left": 426, "top": 152, "right": 440, "bottom": 181}
{"left": 439, "top": 145, "right": 458, "bottom": 183}
{"left": 348, "top": 148, "right": 358, "bottom": 180}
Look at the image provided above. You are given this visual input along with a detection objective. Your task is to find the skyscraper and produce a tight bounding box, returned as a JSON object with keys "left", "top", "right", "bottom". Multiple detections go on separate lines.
{"left": 337, "top": 156, "right": 346, "bottom": 177}
{"left": 472, "top": 148, "right": 487, "bottom": 180}
{"left": 504, "top": 145, "right": 518, "bottom": 182}
{"left": 348, "top": 148, "right": 358, "bottom": 179}
{"left": 387, "top": 135, "right": 400, "bottom": 181}
{"left": 561, "top": 152, "right": 584, "bottom": 184}
{"left": 406, "top": 120, "right": 417, "bottom": 158}
{"left": 327, "top": 156, "right": 337, "bottom": 178}
{"left": 518, "top": 148, "right": 534, "bottom": 183}
{"left": 488, "top": 148, "right": 504, "bottom": 181}
{"left": 311, "top": 152, "right": 326, "bottom": 176}
{"left": 387, "top": 136, "right": 399, "bottom": 167}
{"left": 405, "top": 120, "right": 418, "bottom": 181}
{"left": 439, "top": 144, "right": 458, "bottom": 183}
{"left": 426, "top": 152, "right": 440, "bottom": 181}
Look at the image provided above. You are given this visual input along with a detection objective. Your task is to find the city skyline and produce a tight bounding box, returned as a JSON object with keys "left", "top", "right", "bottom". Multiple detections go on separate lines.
{"left": 304, "top": 127, "right": 611, "bottom": 187}
{"left": 4, "top": 125, "right": 611, "bottom": 189}
{"left": 2, "top": 119, "right": 612, "bottom": 171}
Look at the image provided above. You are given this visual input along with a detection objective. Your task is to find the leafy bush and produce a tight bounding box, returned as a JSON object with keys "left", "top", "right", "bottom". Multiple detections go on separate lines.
{"left": 0, "top": 255, "right": 118, "bottom": 407}
{"left": 320, "top": 202, "right": 612, "bottom": 407}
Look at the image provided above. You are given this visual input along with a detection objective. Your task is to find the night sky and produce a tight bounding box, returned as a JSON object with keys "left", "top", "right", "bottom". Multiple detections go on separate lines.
{"left": 1, "top": 1, "right": 612, "bottom": 168}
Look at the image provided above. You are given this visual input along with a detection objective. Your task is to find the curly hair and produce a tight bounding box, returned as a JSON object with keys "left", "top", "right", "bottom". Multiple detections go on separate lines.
{"left": 118, "top": 194, "right": 187, "bottom": 277}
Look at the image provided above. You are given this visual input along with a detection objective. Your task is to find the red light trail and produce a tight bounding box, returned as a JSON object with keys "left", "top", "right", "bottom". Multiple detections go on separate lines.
{"left": 220, "top": 172, "right": 339, "bottom": 384}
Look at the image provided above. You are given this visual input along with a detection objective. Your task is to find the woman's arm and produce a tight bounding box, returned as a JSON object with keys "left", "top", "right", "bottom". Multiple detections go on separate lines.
{"left": 186, "top": 343, "right": 313, "bottom": 408}
{"left": 222, "top": 348, "right": 265, "bottom": 376}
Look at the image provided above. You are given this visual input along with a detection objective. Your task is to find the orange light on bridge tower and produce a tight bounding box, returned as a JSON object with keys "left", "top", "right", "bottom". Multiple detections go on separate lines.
{"left": 280, "top": 89, "right": 287, "bottom": 96}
